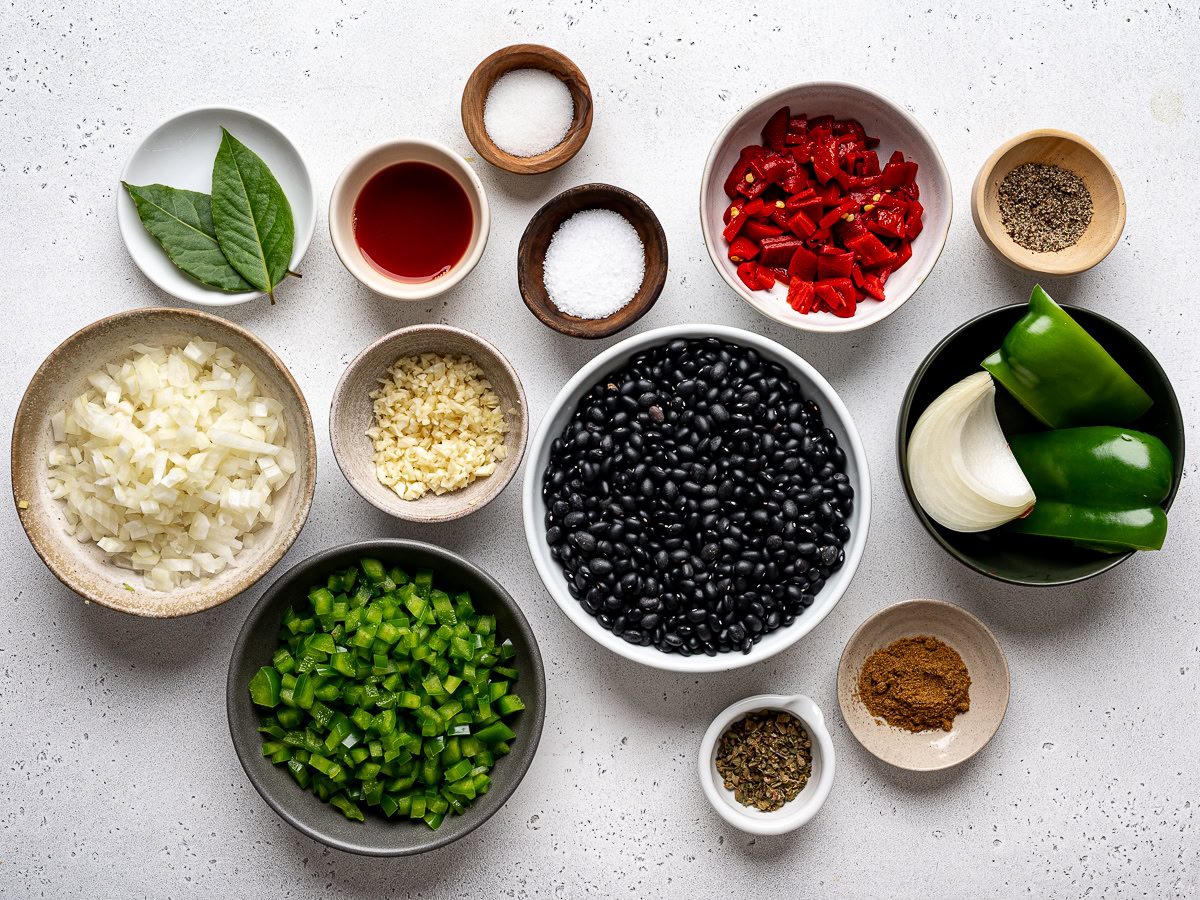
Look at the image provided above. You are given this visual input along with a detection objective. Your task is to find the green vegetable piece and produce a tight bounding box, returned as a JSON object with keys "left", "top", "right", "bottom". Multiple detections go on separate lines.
{"left": 413, "top": 569, "right": 434, "bottom": 600}
{"left": 1007, "top": 427, "right": 1172, "bottom": 551}
{"left": 331, "top": 794, "right": 364, "bottom": 822}
{"left": 360, "top": 558, "right": 386, "bottom": 583}
{"left": 496, "top": 694, "right": 525, "bottom": 716}
{"left": 121, "top": 182, "right": 253, "bottom": 291}
{"left": 249, "top": 666, "right": 282, "bottom": 708}
{"left": 982, "top": 285, "right": 1153, "bottom": 428}
{"left": 473, "top": 721, "right": 516, "bottom": 745}
{"left": 211, "top": 128, "right": 295, "bottom": 303}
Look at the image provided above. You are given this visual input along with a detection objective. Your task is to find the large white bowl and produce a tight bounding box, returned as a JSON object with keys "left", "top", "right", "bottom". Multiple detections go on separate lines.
{"left": 700, "top": 82, "right": 952, "bottom": 333}
{"left": 521, "top": 324, "right": 871, "bottom": 673}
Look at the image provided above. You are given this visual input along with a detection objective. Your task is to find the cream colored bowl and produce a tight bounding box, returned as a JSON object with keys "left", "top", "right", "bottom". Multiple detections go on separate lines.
{"left": 11, "top": 307, "right": 317, "bottom": 617}
{"left": 328, "top": 139, "right": 490, "bottom": 300}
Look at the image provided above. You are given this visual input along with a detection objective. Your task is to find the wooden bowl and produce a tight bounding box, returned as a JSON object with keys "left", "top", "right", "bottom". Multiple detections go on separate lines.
{"left": 971, "top": 129, "right": 1125, "bottom": 276}
{"left": 836, "top": 599, "right": 1010, "bottom": 772}
{"left": 330, "top": 325, "right": 528, "bottom": 523}
{"left": 11, "top": 307, "right": 317, "bottom": 617}
{"left": 517, "top": 184, "right": 668, "bottom": 339}
{"left": 461, "top": 44, "right": 593, "bottom": 175}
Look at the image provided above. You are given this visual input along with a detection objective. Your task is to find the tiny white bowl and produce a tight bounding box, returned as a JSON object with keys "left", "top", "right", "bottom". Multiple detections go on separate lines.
{"left": 700, "top": 82, "right": 952, "bottom": 333}
{"left": 698, "top": 694, "right": 835, "bottom": 834}
{"left": 328, "top": 139, "right": 490, "bottom": 301}
{"left": 117, "top": 106, "right": 316, "bottom": 306}
{"left": 521, "top": 324, "right": 871, "bottom": 673}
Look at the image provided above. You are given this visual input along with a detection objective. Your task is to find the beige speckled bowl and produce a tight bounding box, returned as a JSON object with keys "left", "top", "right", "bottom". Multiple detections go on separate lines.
{"left": 837, "top": 599, "right": 1010, "bottom": 771}
{"left": 330, "top": 325, "right": 527, "bottom": 524}
{"left": 11, "top": 308, "right": 317, "bottom": 617}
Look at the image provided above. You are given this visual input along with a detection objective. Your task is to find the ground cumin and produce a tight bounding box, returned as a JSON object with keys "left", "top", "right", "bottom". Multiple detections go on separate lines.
{"left": 857, "top": 636, "right": 971, "bottom": 732}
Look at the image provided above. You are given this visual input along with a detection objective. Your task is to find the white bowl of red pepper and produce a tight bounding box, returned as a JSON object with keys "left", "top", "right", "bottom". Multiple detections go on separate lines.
{"left": 700, "top": 82, "right": 952, "bottom": 333}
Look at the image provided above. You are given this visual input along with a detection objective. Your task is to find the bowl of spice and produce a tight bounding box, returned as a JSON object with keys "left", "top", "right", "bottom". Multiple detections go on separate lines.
{"left": 971, "top": 129, "right": 1125, "bottom": 276}
{"left": 329, "top": 139, "right": 490, "bottom": 301}
{"left": 461, "top": 44, "right": 593, "bottom": 175}
{"left": 517, "top": 184, "right": 668, "bottom": 339}
{"left": 698, "top": 694, "right": 835, "bottom": 834}
{"left": 836, "top": 598, "right": 1009, "bottom": 772}
{"left": 330, "top": 325, "right": 527, "bottom": 524}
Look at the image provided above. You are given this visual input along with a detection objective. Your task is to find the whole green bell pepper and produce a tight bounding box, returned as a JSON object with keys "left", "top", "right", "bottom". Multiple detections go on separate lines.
{"left": 983, "top": 286, "right": 1153, "bottom": 428}
{"left": 1006, "top": 427, "right": 1172, "bottom": 552}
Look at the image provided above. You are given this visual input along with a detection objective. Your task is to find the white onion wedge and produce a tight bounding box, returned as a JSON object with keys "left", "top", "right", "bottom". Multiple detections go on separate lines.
{"left": 908, "top": 371, "right": 1035, "bottom": 532}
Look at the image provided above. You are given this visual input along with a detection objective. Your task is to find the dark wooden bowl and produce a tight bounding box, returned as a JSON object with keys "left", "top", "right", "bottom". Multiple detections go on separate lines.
{"left": 461, "top": 44, "right": 593, "bottom": 175}
{"left": 516, "top": 184, "right": 668, "bottom": 339}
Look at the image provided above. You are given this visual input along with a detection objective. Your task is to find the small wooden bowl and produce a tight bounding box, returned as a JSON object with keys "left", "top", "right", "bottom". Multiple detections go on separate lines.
{"left": 330, "top": 325, "right": 528, "bottom": 524}
{"left": 517, "top": 184, "right": 668, "bottom": 339}
{"left": 12, "top": 307, "right": 317, "bottom": 617}
{"left": 836, "top": 599, "right": 1010, "bottom": 772}
{"left": 971, "top": 129, "right": 1125, "bottom": 276}
{"left": 461, "top": 44, "right": 593, "bottom": 175}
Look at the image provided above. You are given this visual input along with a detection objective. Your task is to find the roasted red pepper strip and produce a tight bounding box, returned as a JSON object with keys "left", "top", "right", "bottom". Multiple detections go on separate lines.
{"left": 741, "top": 218, "right": 784, "bottom": 241}
{"left": 727, "top": 235, "right": 758, "bottom": 262}
{"left": 736, "top": 261, "right": 760, "bottom": 291}
{"left": 787, "top": 245, "right": 818, "bottom": 282}
{"left": 759, "top": 235, "right": 804, "bottom": 267}
{"left": 722, "top": 213, "right": 747, "bottom": 243}
{"left": 761, "top": 106, "right": 790, "bottom": 153}
{"left": 755, "top": 263, "right": 776, "bottom": 290}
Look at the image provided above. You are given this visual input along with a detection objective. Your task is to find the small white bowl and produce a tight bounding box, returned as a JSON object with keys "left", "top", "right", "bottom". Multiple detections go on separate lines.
{"left": 700, "top": 82, "right": 952, "bottom": 333}
{"left": 699, "top": 694, "right": 835, "bottom": 834}
{"left": 520, "top": 324, "right": 872, "bottom": 673}
{"left": 117, "top": 106, "right": 316, "bottom": 306}
{"left": 328, "top": 139, "right": 490, "bottom": 301}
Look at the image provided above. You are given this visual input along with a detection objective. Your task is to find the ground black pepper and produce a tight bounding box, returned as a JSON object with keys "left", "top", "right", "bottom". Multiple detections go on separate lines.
{"left": 997, "top": 162, "right": 1093, "bottom": 253}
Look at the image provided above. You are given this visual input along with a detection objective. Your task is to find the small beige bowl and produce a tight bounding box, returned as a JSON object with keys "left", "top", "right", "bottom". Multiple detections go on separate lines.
{"left": 836, "top": 598, "right": 1009, "bottom": 771}
{"left": 461, "top": 44, "right": 593, "bottom": 175}
{"left": 11, "top": 307, "right": 317, "bottom": 617}
{"left": 330, "top": 325, "right": 527, "bottom": 523}
{"left": 328, "top": 139, "right": 490, "bottom": 301}
{"left": 971, "top": 128, "right": 1125, "bottom": 276}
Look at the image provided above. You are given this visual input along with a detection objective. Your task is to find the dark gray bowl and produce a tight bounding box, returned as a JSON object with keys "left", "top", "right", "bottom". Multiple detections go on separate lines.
{"left": 226, "top": 539, "right": 546, "bottom": 856}
{"left": 898, "top": 303, "right": 1184, "bottom": 586}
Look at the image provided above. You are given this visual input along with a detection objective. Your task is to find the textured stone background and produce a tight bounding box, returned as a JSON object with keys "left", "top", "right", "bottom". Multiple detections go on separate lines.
{"left": 2, "top": 1, "right": 1197, "bottom": 897}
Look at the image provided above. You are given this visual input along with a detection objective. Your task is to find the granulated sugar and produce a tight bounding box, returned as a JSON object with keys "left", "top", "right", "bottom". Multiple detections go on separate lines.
{"left": 542, "top": 209, "right": 646, "bottom": 319}
{"left": 484, "top": 69, "right": 574, "bottom": 158}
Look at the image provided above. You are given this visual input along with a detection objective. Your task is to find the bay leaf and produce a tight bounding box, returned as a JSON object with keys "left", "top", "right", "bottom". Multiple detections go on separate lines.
{"left": 121, "top": 182, "right": 253, "bottom": 292}
{"left": 211, "top": 128, "right": 295, "bottom": 303}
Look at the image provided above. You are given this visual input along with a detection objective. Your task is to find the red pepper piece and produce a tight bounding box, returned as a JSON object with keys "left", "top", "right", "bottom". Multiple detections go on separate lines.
{"left": 722, "top": 213, "right": 747, "bottom": 243}
{"left": 761, "top": 106, "right": 790, "bottom": 154}
{"left": 786, "top": 278, "right": 814, "bottom": 312}
{"left": 786, "top": 209, "right": 818, "bottom": 239}
{"left": 876, "top": 265, "right": 893, "bottom": 284}
{"left": 727, "top": 235, "right": 759, "bottom": 262}
{"left": 741, "top": 218, "right": 784, "bottom": 241}
{"left": 812, "top": 139, "right": 841, "bottom": 185}
{"left": 753, "top": 154, "right": 792, "bottom": 185}
{"left": 788, "top": 115, "right": 808, "bottom": 134}
{"left": 787, "top": 245, "right": 818, "bottom": 281}
{"left": 860, "top": 273, "right": 886, "bottom": 301}
{"left": 784, "top": 188, "right": 817, "bottom": 209}
{"left": 845, "top": 231, "right": 895, "bottom": 266}
{"left": 736, "top": 261, "right": 761, "bottom": 291}
{"left": 771, "top": 267, "right": 791, "bottom": 286}
{"left": 723, "top": 157, "right": 752, "bottom": 198}
{"left": 814, "top": 282, "right": 845, "bottom": 314}
{"left": 807, "top": 114, "right": 834, "bottom": 131}
{"left": 758, "top": 235, "right": 804, "bottom": 267}
{"left": 736, "top": 175, "right": 768, "bottom": 200}
{"left": 755, "top": 263, "right": 776, "bottom": 290}
{"left": 892, "top": 241, "right": 913, "bottom": 270}
{"left": 779, "top": 173, "right": 809, "bottom": 194}
{"left": 741, "top": 197, "right": 767, "bottom": 217}
{"left": 868, "top": 207, "right": 906, "bottom": 239}
{"left": 722, "top": 202, "right": 742, "bottom": 226}
{"left": 818, "top": 200, "right": 858, "bottom": 231}
{"left": 881, "top": 156, "right": 914, "bottom": 190}
{"left": 817, "top": 249, "right": 854, "bottom": 281}
{"left": 769, "top": 206, "right": 791, "bottom": 230}
{"left": 906, "top": 212, "right": 924, "bottom": 239}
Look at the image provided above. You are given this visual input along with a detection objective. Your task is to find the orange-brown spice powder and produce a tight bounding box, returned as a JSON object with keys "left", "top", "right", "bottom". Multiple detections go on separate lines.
{"left": 857, "top": 636, "right": 971, "bottom": 732}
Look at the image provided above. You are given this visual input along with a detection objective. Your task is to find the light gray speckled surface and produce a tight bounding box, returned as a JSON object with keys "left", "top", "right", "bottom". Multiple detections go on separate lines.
{"left": 2, "top": 2, "right": 1198, "bottom": 897}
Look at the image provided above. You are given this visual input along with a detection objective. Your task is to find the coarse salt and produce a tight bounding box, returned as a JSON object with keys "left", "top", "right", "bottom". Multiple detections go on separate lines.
{"left": 542, "top": 209, "right": 646, "bottom": 320}
{"left": 484, "top": 68, "right": 574, "bottom": 158}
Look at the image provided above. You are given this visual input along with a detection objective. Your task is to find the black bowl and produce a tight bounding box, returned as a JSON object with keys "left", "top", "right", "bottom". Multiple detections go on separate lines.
{"left": 226, "top": 539, "right": 546, "bottom": 856}
{"left": 898, "top": 303, "right": 1184, "bottom": 586}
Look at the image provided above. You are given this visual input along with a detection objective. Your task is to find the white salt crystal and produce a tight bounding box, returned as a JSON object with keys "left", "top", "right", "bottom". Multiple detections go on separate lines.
{"left": 543, "top": 209, "right": 646, "bottom": 319}
{"left": 484, "top": 68, "right": 574, "bottom": 158}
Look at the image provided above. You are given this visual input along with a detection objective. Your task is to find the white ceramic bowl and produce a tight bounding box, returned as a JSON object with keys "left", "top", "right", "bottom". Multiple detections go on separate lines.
{"left": 117, "top": 106, "right": 316, "bottom": 306}
{"left": 698, "top": 694, "right": 835, "bottom": 834}
{"left": 700, "top": 82, "right": 952, "bottom": 333}
{"left": 329, "top": 139, "right": 490, "bottom": 301}
{"left": 521, "top": 324, "right": 871, "bottom": 673}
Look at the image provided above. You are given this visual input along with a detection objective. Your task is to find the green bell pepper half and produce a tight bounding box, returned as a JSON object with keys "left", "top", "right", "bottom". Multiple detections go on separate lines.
{"left": 982, "top": 286, "right": 1153, "bottom": 429}
{"left": 1006, "top": 426, "right": 1172, "bottom": 552}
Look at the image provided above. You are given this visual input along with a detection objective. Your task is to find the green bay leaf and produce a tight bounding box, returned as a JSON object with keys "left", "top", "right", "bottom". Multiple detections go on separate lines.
{"left": 121, "top": 182, "right": 253, "bottom": 292}
{"left": 211, "top": 128, "right": 295, "bottom": 302}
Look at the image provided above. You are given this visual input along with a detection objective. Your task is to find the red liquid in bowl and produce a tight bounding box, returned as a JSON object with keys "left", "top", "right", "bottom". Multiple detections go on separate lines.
{"left": 353, "top": 162, "right": 473, "bottom": 282}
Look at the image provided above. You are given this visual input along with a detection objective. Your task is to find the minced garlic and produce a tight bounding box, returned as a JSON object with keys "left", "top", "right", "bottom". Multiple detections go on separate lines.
{"left": 367, "top": 353, "right": 509, "bottom": 501}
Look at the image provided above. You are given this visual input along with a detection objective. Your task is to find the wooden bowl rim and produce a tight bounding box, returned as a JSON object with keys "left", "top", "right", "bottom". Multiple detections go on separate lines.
{"left": 516, "top": 182, "right": 668, "bottom": 339}
{"left": 970, "top": 128, "right": 1126, "bottom": 276}
{"left": 460, "top": 43, "right": 593, "bottom": 175}
{"left": 329, "top": 323, "right": 529, "bottom": 523}
{"left": 11, "top": 306, "right": 318, "bottom": 617}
